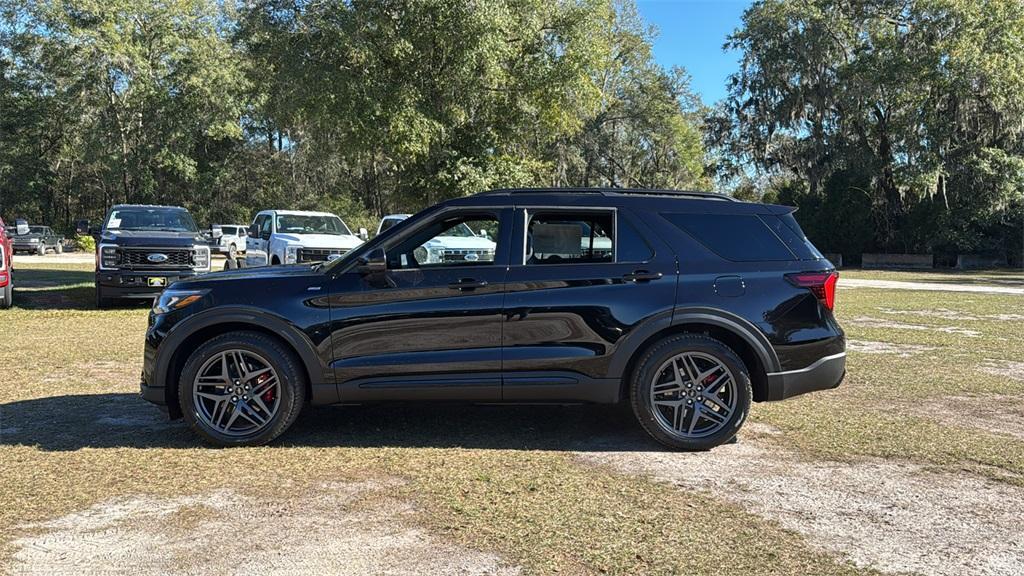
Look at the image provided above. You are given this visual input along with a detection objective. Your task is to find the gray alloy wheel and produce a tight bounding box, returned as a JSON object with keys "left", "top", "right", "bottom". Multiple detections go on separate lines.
{"left": 179, "top": 331, "right": 305, "bottom": 447}
{"left": 228, "top": 243, "right": 237, "bottom": 259}
{"left": 191, "top": 349, "right": 281, "bottom": 437}
{"left": 649, "top": 351, "right": 738, "bottom": 438}
{"left": 631, "top": 334, "right": 751, "bottom": 450}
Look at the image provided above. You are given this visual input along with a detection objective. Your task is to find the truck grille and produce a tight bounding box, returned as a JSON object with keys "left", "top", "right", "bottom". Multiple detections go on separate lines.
{"left": 119, "top": 248, "right": 194, "bottom": 269}
{"left": 297, "top": 247, "right": 348, "bottom": 263}
{"left": 441, "top": 249, "right": 495, "bottom": 263}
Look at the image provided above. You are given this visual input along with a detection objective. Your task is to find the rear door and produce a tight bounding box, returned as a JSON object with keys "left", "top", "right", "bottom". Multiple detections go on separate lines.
{"left": 501, "top": 206, "right": 677, "bottom": 401}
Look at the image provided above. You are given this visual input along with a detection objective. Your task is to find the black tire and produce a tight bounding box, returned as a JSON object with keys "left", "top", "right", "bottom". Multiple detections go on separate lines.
{"left": 95, "top": 285, "right": 115, "bottom": 309}
{"left": 1, "top": 281, "right": 12, "bottom": 309}
{"left": 178, "top": 331, "right": 306, "bottom": 447}
{"left": 630, "top": 334, "right": 751, "bottom": 451}
{"left": 36, "top": 245, "right": 45, "bottom": 256}
{"left": 56, "top": 243, "right": 63, "bottom": 254}
{"left": 228, "top": 243, "right": 237, "bottom": 259}
{"left": 271, "top": 255, "right": 281, "bottom": 266}
{"left": 223, "top": 257, "right": 238, "bottom": 270}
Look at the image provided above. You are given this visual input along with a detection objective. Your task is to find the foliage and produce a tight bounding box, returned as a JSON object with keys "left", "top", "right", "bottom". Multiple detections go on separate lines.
{"left": 74, "top": 234, "right": 95, "bottom": 253}
{"left": 1, "top": 0, "right": 708, "bottom": 229}
{"left": 710, "top": 0, "right": 1024, "bottom": 259}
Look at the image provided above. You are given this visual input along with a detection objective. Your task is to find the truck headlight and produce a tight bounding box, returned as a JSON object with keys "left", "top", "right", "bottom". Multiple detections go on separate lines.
{"left": 153, "top": 289, "right": 207, "bottom": 315}
{"left": 192, "top": 245, "right": 210, "bottom": 271}
{"left": 285, "top": 245, "right": 299, "bottom": 264}
{"left": 100, "top": 245, "right": 118, "bottom": 269}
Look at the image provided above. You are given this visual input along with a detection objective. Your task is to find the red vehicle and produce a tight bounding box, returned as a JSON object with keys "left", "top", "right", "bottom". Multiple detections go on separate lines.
{"left": 0, "top": 216, "right": 14, "bottom": 308}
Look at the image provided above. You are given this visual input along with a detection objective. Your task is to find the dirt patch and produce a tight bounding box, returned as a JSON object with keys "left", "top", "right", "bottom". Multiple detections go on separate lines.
{"left": 847, "top": 339, "right": 937, "bottom": 357}
{"left": 841, "top": 278, "right": 1024, "bottom": 295}
{"left": 578, "top": 425, "right": 1024, "bottom": 576}
{"left": 8, "top": 479, "right": 519, "bottom": 576}
{"left": 915, "top": 395, "right": 1024, "bottom": 441}
{"left": 977, "top": 360, "right": 1024, "bottom": 382}
{"left": 876, "top": 306, "right": 978, "bottom": 321}
{"left": 849, "top": 316, "right": 981, "bottom": 337}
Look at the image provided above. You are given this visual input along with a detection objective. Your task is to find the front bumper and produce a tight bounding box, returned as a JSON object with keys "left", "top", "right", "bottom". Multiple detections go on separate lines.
{"left": 13, "top": 243, "right": 41, "bottom": 251}
{"left": 765, "top": 352, "right": 846, "bottom": 401}
{"left": 96, "top": 269, "right": 203, "bottom": 299}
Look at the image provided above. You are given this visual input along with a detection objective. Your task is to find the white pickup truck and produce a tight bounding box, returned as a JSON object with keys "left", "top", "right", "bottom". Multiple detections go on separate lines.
{"left": 245, "top": 210, "right": 367, "bottom": 267}
{"left": 376, "top": 214, "right": 497, "bottom": 264}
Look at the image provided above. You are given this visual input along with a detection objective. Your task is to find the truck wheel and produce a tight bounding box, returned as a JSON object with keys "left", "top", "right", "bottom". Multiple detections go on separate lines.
{"left": 56, "top": 243, "right": 63, "bottom": 254}
{"left": 630, "top": 334, "right": 751, "bottom": 451}
{"left": 95, "top": 285, "right": 115, "bottom": 309}
{"left": 271, "top": 256, "right": 281, "bottom": 266}
{"left": 228, "top": 243, "right": 237, "bottom": 259}
{"left": 179, "top": 331, "right": 306, "bottom": 447}
{"left": 37, "top": 245, "right": 45, "bottom": 256}
{"left": 224, "top": 257, "right": 238, "bottom": 270}
{"left": 1, "top": 282, "right": 11, "bottom": 309}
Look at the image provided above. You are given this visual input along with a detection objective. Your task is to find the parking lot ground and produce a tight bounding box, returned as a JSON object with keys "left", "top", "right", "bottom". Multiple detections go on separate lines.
{"left": 1, "top": 263, "right": 1022, "bottom": 575}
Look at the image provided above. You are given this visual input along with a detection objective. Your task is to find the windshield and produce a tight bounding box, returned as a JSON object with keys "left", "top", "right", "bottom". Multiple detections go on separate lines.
{"left": 441, "top": 222, "right": 478, "bottom": 238}
{"left": 106, "top": 208, "right": 198, "bottom": 233}
{"left": 19, "top": 226, "right": 45, "bottom": 235}
{"left": 276, "top": 214, "right": 351, "bottom": 236}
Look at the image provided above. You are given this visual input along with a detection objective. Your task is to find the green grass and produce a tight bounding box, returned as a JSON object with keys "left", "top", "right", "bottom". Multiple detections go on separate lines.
{"left": 2, "top": 262, "right": 1022, "bottom": 573}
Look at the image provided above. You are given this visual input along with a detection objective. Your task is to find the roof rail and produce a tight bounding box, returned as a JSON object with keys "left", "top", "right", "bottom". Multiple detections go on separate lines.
{"left": 475, "top": 187, "right": 737, "bottom": 202}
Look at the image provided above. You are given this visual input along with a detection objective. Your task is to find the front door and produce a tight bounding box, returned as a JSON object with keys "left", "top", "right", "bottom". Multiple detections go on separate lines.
{"left": 501, "top": 206, "right": 678, "bottom": 401}
{"left": 327, "top": 207, "right": 512, "bottom": 402}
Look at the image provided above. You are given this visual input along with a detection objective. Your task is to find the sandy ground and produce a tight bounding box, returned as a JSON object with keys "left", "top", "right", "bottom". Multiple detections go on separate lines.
{"left": 848, "top": 316, "right": 982, "bottom": 337}
{"left": 8, "top": 479, "right": 520, "bottom": 576}
{"left": 578, "top": 424, "right": 1024, "bottom": 576}
{"left": 12, "top": 252, "right": 94, "bottom": 265}
{"left": 915, "top": 395, "right": 1024, "bottom": 441}
{"left": 841, "top": 278, "right": 1024, "bottom": 295}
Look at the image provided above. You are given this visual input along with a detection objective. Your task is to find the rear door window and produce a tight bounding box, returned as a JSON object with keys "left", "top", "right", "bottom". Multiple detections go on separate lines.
{"left": 663, "top": 213, "right": 796, "bottom": 262}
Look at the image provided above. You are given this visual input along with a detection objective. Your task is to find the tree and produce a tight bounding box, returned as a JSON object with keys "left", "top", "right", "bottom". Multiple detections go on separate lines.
{"left": 710, "top": 0, "right": 1024, "bottom": 257}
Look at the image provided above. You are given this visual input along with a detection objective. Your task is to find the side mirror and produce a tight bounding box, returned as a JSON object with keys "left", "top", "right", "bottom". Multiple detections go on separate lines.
{"left": 358, "top": 227, "right": 369, "bottom": 241}
{"left": 357, "top": 248, "right": 386, "bottom": 274}
{"left": 248, "top": 224, "right": 259, "bottom": 238}
{"left": 15, "top": 220, "right": 29, "bottom": 236}
{"left": 479, "top": 229, "right": 489, "bottom": 239}
{"left": 75, "top": 219, "right": 90, "bottom": 236}
{"left": 211, "top": 225, "right": 223, "bottom": 240}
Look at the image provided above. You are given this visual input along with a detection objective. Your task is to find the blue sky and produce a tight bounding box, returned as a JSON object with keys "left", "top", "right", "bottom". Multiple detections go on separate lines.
{"left": 636, "top": 0, "right": 752, "bottom": 105}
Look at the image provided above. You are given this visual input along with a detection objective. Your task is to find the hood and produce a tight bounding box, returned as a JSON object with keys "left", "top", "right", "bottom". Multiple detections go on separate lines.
{"left": 102, "top": 229, "right": 205, "bottom": 248}
{"left": 423, "top": 236, "right": 496, "bottom": 250}
{"left": 174, "top": 263, "right": 319, "bottom": 288}
{"left": 275, "top": 233, "right": 364, "bottom": 249}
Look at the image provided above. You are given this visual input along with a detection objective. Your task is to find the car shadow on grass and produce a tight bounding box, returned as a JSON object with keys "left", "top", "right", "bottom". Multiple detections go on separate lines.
{"left": 0, "top": 393, "right": 662, "bottom": 452}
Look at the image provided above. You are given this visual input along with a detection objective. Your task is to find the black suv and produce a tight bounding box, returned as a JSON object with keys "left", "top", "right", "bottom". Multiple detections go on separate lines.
{"left": 141, "top": 189, "right": 845, "bottom": 449}
{"left": 94, "top": 205, "right": 212, "bottom": 308}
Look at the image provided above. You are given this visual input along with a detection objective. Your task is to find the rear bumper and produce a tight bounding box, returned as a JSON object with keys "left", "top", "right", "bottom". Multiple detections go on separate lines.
{"left": 765, "top": 352, "right": 846, "bottom": 401}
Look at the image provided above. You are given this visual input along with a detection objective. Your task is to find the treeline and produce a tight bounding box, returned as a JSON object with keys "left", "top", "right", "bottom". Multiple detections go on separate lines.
{"left": 710, "top": 0, "right": 1024, "bottom": 262}
{"left": 2, "top": 0, "right": 1022, "bottom": 262}
{"left": 0, "top": 0, "right": 707, "bottom": 232}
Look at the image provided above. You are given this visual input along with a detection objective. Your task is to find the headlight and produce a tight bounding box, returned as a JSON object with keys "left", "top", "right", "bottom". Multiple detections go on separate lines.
{"left": 426, "top": 246, "right": 444, "bottom": 264}
{"left": 285, "top": 245, "right": 299, "bottom": 264}
{"left": 100, "top": 245, "right": 118, "bottom": 269}
{"left": 192, "top": 245, "right": 210, "bottom": 271}
{"left": 153, "top": 289, "right": 207, "bottom": 315}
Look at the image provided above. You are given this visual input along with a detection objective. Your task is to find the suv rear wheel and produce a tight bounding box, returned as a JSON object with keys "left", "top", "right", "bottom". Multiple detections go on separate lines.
{"left": 179, "top": 331, "right": 305, "bottom": 447}
{"left": 630, "top": 334, "right": 751, "bottom": 450}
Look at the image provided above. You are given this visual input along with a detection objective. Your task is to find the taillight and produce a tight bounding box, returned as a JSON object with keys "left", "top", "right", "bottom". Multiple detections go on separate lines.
{"left": 785, "top": 271, "right": 838, "bottom": 311}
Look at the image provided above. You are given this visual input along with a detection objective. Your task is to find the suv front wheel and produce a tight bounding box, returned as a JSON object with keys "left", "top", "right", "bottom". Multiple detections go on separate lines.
{"left": 179, "top": 331, "right": 305, "bottom": 447}
{"left": 631, "top": 334, "right": 751, "bottom": 450}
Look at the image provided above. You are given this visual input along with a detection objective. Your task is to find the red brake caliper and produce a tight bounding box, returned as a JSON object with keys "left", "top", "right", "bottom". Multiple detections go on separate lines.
{"left": 257, "top": 373, "right": 275, "bottom": 404}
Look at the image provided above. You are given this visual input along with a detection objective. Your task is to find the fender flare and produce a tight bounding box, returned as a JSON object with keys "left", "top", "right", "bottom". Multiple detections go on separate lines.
{"left": 606, "top": 306, "right": 780, "bottom": 379}
{"left": 153, "top": 306, "right": 328, "bottom": 391}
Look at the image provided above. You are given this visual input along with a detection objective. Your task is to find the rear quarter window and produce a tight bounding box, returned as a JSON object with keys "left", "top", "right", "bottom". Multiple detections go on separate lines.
{"left": 662, "top": 213, "right": 796, "bottom": 262}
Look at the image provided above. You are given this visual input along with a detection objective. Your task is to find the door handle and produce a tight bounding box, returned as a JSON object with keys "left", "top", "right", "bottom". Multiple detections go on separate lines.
{"left": 448, "top": 278, "right": 488, "bottom": 291}
{"left": 622, "top": 270, "right": 663, "bottom": 283}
